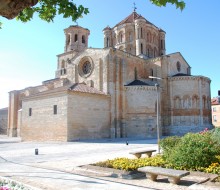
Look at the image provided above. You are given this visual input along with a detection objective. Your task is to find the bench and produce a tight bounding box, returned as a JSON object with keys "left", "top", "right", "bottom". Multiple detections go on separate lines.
{"left": 137, "top": 166, "right": 190, "bottom": 184}
{"left": 129, "top": 149, "right": 156, "bottom": 158}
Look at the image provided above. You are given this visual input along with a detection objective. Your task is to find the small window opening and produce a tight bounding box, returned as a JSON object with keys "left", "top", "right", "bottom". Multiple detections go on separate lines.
{"left": 53, "top": 105, "right": 57, "bottom": 115}
{"left": 29, "top": 108, "right": 32, "bottom": 116}
{"left": 106, "top": 37, "right": 109, "bottom": 47}
{"left": 82, "top": 35, "right": 85, "bottom": 44}
{"left": 141, "top": 43, "right": 143, "bottom": 54}
{"left": 74, "top": 34, "right": 78, "bottom": 42}
{"left": 141, "top": 28, "right": 143, "bottom": 38}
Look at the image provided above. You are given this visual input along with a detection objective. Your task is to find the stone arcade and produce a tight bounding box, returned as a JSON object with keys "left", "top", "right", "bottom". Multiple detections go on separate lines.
{"left": 7, "top": 11, "right": 212, "bottom": 141}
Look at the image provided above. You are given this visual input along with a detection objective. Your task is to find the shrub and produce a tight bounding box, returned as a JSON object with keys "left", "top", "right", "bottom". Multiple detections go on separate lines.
{"left": 159, "top": 136, "right": 181, "bottom": 159}
{"left": 165, "top": 132, "right": 220, "bottom": 170}
{"left": 95, "top": 155, "right": 166, "bottom": 171}
{"left": 211, "top": 128, "right": 220, "bottom": 145}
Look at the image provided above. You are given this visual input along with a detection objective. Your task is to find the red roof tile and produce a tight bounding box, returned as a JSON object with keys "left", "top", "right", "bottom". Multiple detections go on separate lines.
{"left": 212, "top": 97, "right": 220, "bottom": 105}
{"left": 114, "top": 11, "right": 154, "bottom": 28}
{"left": 69, "top": 83, "right": 106, "bottom": 95}
{"left": 24, "top": 83, "right": 106, "bottom": 99}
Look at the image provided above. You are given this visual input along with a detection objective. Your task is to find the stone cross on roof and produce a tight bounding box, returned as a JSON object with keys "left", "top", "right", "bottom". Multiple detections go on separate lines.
{"left": 133, "top": 2, "right": 137, "bottom": 12}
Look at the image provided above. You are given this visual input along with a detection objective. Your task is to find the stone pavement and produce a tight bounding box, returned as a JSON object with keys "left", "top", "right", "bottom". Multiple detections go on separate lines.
{"left": 0, "top": 135, "right": 219, "bottom": 190}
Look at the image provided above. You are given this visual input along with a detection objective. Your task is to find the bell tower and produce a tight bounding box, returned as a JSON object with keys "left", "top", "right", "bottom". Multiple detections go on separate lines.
{"left": 64, "top": 25, "right": 90, "bottom": 53}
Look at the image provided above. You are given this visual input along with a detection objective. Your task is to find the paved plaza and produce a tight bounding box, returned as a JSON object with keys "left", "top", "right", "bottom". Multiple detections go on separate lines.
{"left": 0, "top": 135, "right": 219, "bottom": 190}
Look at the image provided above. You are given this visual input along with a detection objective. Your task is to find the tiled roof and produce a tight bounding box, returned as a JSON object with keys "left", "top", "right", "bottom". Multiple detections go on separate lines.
{"left": 172, "top": 73, "right": 191, "bottom": 77}
{"left": 25, "top": 83, "right": 106, "bottom": 99}
{"left": 66, "top": 25, "right": 89, "bottom": 31}
{"left": 124, "top": 79, "right": 151, "bottom": 86}
{"left": 212, "top": 97, "right": 220, "bottom": 105}
{"left": 68, "top": 83, "right": 106, "bottom": 95}
{"left": 114, "top": 11, "right": 154, "bottom": 28}
{"left": 103, "top": 26, "right": 111, "bottom": 31}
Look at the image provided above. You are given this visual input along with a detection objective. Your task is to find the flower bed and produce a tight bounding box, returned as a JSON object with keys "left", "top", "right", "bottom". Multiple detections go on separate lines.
{"left": 94, "top": 128, "right": 220, "bottom": 182}
{"left": 0, "top": 177, "right": 39, "bottom": 190}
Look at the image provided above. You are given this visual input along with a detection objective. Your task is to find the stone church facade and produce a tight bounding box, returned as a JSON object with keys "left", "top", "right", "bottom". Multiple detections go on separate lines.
{"left": 7, "top": 11, "right": 212, "bottom": 141}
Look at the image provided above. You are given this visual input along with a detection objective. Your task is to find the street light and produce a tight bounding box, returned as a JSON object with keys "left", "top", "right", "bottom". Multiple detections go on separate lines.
{"left": 149, "top": 76, "right": 161, "bottom": 154}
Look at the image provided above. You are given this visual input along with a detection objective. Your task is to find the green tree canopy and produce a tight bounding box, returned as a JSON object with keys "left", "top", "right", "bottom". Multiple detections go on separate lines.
{"left": 0, "top": 0, "right": 185, "bottom": 28}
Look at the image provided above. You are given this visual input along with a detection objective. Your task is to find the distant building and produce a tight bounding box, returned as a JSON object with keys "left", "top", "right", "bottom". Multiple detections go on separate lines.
{"left": 7, "top": 11, "right": 212, "bottom": 141}
{"left": 211, "top": 93, "right": 220, "bottom": 127}
{"left": 0, "top": 107, "right": 8, "bottom": 134}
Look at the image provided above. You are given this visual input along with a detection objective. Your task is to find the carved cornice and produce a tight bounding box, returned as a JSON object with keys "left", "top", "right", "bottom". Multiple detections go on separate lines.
{"left": 124, "top": 86, "right": 156, "bottom": 91}
{"left": 145, "top": 57, "right": 162, "bottom": 64}
{"left": 168, "top": 75, "right": 211, "bottom": 83}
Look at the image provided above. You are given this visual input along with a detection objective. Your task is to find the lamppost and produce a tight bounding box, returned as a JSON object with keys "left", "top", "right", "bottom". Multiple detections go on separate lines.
{"left": 149, "top": 76, "right": 162, "bottom": 154}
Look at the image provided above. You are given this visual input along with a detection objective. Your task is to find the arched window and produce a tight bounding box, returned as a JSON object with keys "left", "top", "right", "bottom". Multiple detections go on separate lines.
{"left": 120, "top": 33, "right": 123, "bottom": 43}
{"left": 106, "top": 37, "right": 109, "bottom": 47}
{"left": 183, "top": 95, "right": 191, "bottom": 109}
{"left": 60, "top": 60, "right": 66, "bottom": 75}
{"left": 74, "top": 34, "right": 78, "bottom": 42}
{"left": 140, "top": 28, "right": 143, "bottom": 38}
{"left": 141, "top": 43, "right": 143, "bottom": 54}
{"left": 174, "top": 96, "right": 181, "bottom": 109}
{"left": 82, "top": 35, "right": 85, "bottom": 44}
{"left": 177, "top": 61, "right": 181, "bottom": 72}
{"left": 192, "top": 95, "right": 199, "bottom": 109}
{"left": 150, "top": 69, "right": 153, "bottom": 80}
{"left": 66, "top": 34, "right": 70, "bottom": 45}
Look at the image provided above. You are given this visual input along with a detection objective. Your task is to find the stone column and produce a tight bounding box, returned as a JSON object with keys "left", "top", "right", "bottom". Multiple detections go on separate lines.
{"left": 115, "top": 57, "right": 121, "bottom": 137}
{"left": 8, "top": 90, "right": 19, "bottom": 137}
{"left": 198, "top": 78, "right": 203, "bottom": 126}
{"left": 109, "top": 55, "right": 116, "bottom": 138}
{"left": 75, "top": 64, "right": 79, "bottom": 83}
{"left": 17, "top": 109, "right": 22, "bottom": 137}
{"left": 170, "top": 79, "right": 174, "bottom": 126}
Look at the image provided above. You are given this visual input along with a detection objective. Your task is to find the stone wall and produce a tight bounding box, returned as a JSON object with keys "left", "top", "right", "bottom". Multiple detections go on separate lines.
{"left": 67, "top": 92, "right": 110, "bottom": 141}
{"left": 124, "top": 86, "right": 158, "bottom": 138}
{"left": 166, "top": 76, "right": 212, "bottom": 135}
{"left": 0, "top": 108, "right": 8, "bottom": 134}
{"left": 56, "top": 48, "right": 110, "bottom": 94}
{"left": 21, "top": 93, "right": 68, "bottom": 141}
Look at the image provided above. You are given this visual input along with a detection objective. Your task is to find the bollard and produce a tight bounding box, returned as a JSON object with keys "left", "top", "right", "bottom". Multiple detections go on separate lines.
{"left": 35, "top": 148, "right": 38, "bottom": 155}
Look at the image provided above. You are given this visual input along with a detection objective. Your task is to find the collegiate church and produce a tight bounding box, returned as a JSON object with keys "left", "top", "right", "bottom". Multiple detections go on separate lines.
{"left": 7, "top": 11, "right": 212, "bottom": 141}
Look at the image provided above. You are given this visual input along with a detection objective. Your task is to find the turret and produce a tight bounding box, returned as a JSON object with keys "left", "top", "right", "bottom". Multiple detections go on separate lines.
{"left": 134, "top": 17, "right": 146, "bottom": 56}
{"left": 159, "top": 29, "right": 166, "bottom": 56}
{"left": 64, "top": 25, "right": 90, "bottom": 53}
{"left": 103, "top": 26, "right": 112, "bottom": 48}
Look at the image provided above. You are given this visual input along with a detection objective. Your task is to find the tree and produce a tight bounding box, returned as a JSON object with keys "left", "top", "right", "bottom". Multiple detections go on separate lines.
{"left": 150, "top": 0, "right": 185, "bottom": 10}
{"left": 0, "top": 0, "right": 185, "bottom": 28}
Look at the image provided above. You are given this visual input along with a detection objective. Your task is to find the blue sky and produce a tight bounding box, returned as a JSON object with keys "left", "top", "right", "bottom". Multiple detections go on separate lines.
{"left": 0, "top": 0, "right": 219, "bottom": 108}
